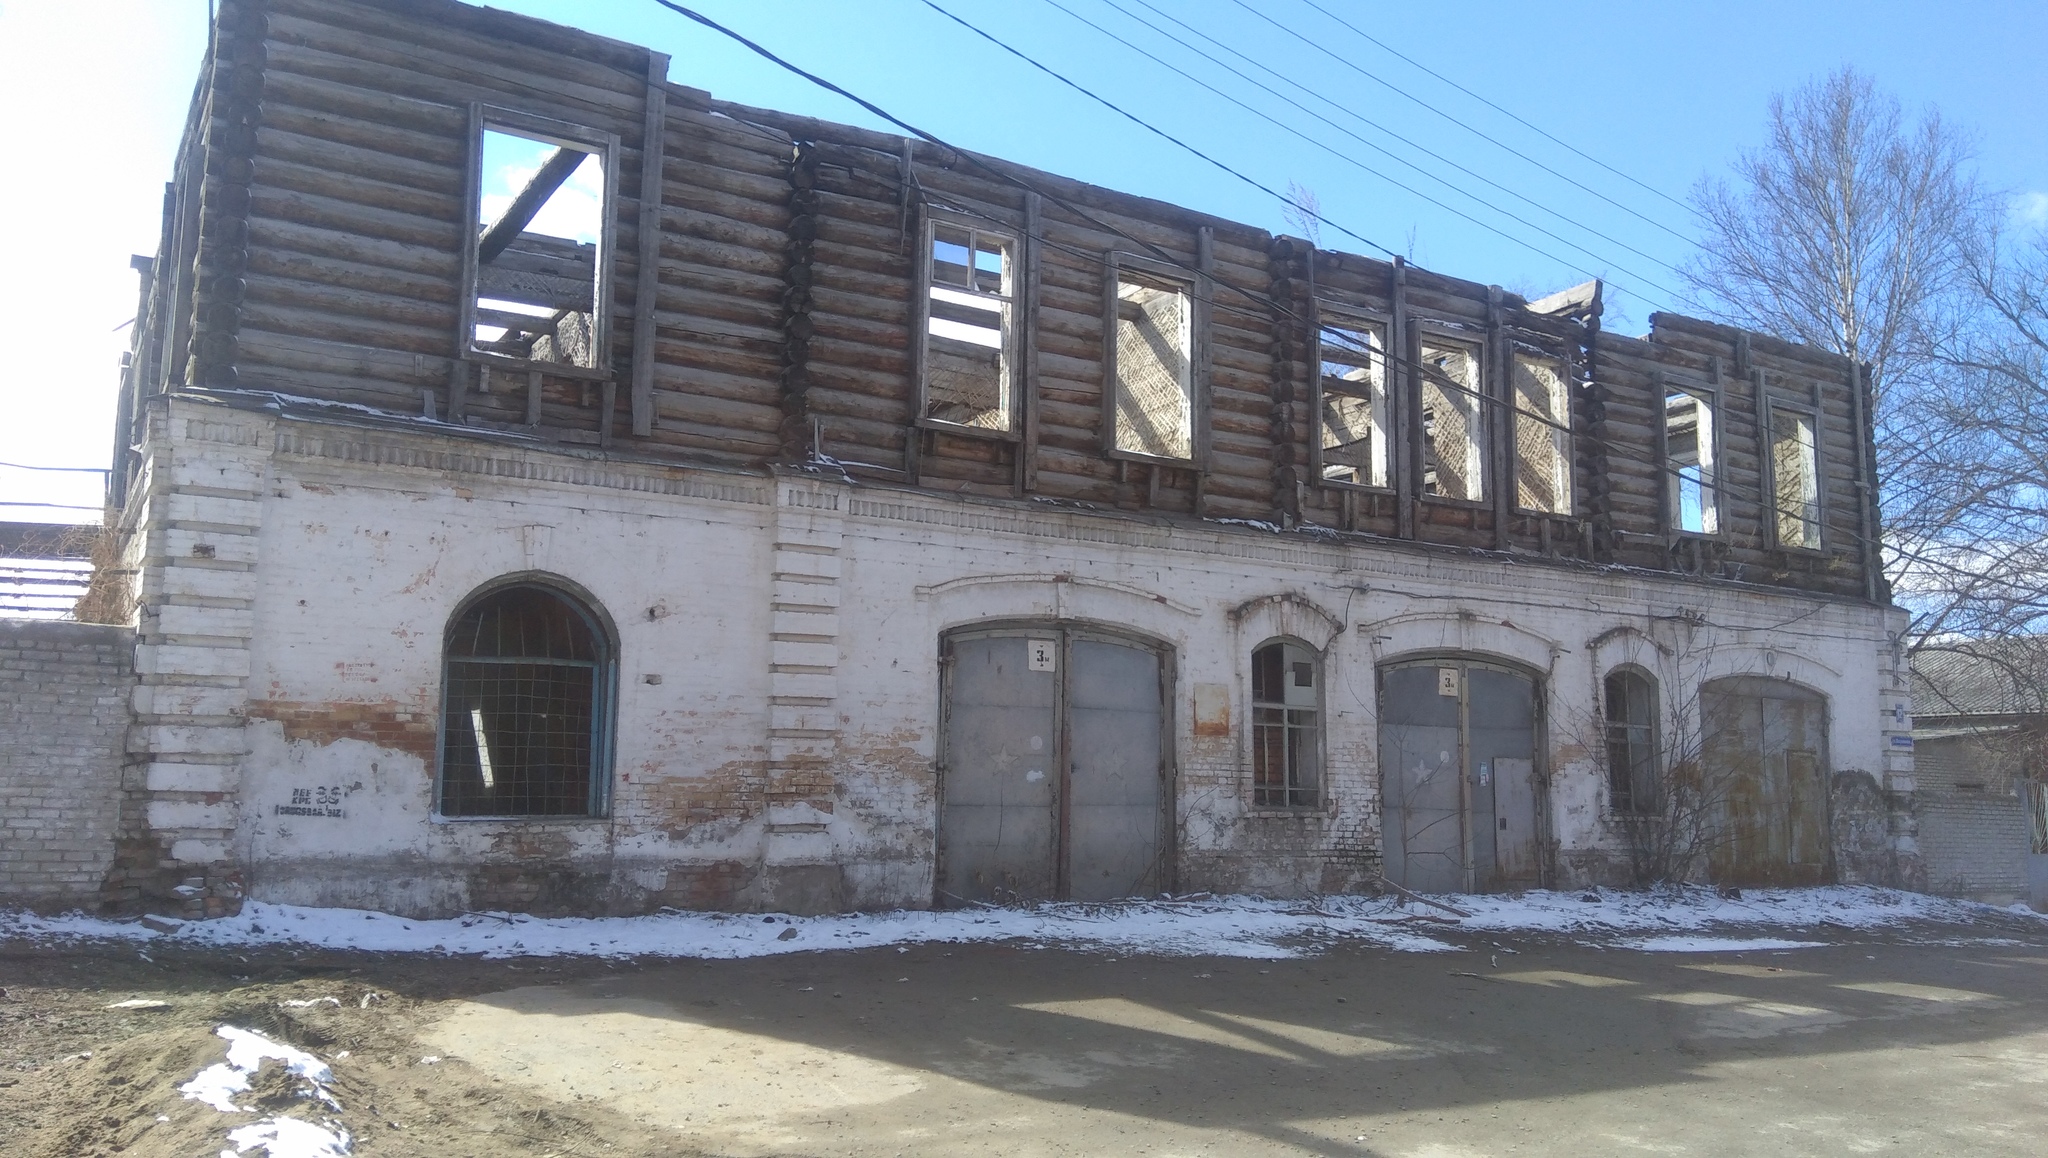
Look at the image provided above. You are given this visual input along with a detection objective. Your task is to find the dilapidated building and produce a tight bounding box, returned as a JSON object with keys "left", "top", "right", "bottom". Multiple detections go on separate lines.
{"left": 31, "top": 0, "right": 1924, "bottom": 917}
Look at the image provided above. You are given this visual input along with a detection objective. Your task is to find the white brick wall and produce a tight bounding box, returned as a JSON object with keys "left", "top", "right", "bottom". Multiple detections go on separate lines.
{"left": 0, "top": 619, "right": 133, "bottom": 908}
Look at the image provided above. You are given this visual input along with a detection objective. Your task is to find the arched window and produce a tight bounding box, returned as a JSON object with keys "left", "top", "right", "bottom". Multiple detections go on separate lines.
{"left": 1252, "top": 640, "right": 1321, "bottom": 807}
{"left": 439, "top": 582, "right": 612, "bottom": 817}
{"left": 1604, "top": 669, "right": 1659, "bottom": 814}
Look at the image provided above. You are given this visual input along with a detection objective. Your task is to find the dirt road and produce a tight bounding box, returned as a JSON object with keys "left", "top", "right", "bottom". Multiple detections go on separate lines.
{"left": 5, "top": 910, "right": 2047, "bottom": 1156}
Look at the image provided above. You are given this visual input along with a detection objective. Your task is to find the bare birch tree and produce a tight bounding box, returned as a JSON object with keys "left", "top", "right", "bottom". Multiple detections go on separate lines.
{"left": 1681, "top": 69, "right": 2043, "bottom": 651}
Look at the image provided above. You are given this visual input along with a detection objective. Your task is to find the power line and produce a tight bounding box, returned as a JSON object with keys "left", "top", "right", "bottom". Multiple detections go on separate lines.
{"left": 910, "top": 0, "right": 1402, "bottom": 262}
{"left": 0, "top": 462, "right": 109, "bottom": 473}
{"left": 1229, "top": 0, "right": 1695, "bottom": 245}
{"left": 642, "top": 0, "right": 1926, "bottom": 588}
{"left": 1289, "top": 0, "right": 1700, "bottom": 222}
{"left": 1103, "top": 0, "right": 1681, "bottom": 279}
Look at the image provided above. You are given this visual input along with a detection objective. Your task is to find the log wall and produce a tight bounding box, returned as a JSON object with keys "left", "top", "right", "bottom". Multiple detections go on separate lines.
{"left": 113, "top": 0, "right": 1880, "bottom": 603}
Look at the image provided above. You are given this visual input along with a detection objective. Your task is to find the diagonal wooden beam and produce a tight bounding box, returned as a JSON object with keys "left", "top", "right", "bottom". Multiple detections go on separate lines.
{"left": 477, "top": 146, "right": 588, "bottom": 264}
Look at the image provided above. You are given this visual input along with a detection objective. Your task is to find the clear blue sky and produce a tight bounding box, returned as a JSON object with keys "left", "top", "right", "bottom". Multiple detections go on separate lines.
{"left": 4, "top": 0, "right": 2043, "bottom": 518}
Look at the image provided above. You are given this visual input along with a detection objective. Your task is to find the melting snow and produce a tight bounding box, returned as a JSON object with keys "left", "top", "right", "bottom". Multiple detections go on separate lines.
{"left": 179, "top": 1026, "right": 350, "bottom": 1157}
{"left": 1616, "top": 936, "right": 1831, "bottom": 952}
{"left": 6, "top": 887, "right": 2036, "bottom": 963}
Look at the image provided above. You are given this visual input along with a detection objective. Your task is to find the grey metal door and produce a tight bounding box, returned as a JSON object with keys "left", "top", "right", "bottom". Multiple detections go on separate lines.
{"left": 1379, "top": 659, "right": 1543, "bottom": 893}
{"left": 1067, "top": 638, "right": 1166, "bottom": 900}
{"left": 938, "top": 627, "right": 1169, "bottom": 904}
{"left": 937, "top": 635, "right": 1058, "bottom": 903}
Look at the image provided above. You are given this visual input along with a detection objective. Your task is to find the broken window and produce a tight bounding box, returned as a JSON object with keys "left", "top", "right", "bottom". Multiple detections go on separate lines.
{"left": 439, "top": 583, "right": 611, "bottom": 818}
{"left": 469, "top": 122, "right": 610, "bottom": 371}
{"left": 1665, "top": 387, "right": 1719, "bottom": 534}
{"left": 1112, "top": 268, "right": 1194, "bottom": 460}
{"left": 1252, "top": 640, "right": 1320, "bottom": 807}
{"left": 1604, "top": 669, "right": 1659, "bottom": 814}
{"left": 922, "top": 220, "right": 1017, "bottom": 431}
{"left": 1771, "top": 406, "right": 1821, "bottom": 549}
{"left": 1419, "top": 336, "right": 1485, "bottom": 501}
{"left": 1512, "top": 349, "right": 1573, "bottom": 514}
{"left": 1317, "top": 318, "right": 1390, "bottom": 488}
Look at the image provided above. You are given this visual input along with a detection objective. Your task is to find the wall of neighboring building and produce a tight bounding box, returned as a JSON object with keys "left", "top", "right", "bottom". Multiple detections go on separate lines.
{"left": 0, "top": 619, "right": 133, "bottom": 910}
{"left": 1911, "top": 732, "right": 2032, "bottom": 903}
{"left": 116, "top": 397, "right": 1913, "bottom": 917}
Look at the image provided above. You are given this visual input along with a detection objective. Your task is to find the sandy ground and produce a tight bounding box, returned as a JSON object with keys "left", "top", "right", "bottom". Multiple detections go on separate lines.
{"left": 4, "top": 904, "right": 2047, "bottom": 1157}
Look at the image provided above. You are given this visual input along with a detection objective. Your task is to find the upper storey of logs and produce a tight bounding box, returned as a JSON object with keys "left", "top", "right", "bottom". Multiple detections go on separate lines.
{"left": 111, "top": 0, "right": 1886, "bottom": 603}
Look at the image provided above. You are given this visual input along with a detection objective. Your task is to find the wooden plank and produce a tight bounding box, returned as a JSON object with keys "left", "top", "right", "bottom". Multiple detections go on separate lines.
{"left": 630, "top": 51, "right": 669, "bottom": 437}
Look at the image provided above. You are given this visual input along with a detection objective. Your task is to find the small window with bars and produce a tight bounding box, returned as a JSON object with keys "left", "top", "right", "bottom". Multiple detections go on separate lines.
{"left": 1252, "top": 639, "right": 1321, "bottom": 808}
{"left": 922, "top": 220, "right": 1017, "bottom": 431}
{"left": 439, "top": 582, "right": 611, "bottom": 818}
{"left": 1317, "top": 317, "right": 1391, "bottom": 488}
{"left": 1419, "top": 335, "right": 1485, "bottom": 501}
{"left": 1512, "top": 348, "right": 1573, "bottom": 514}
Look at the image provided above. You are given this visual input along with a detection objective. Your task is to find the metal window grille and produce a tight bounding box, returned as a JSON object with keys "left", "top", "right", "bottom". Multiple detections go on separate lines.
{"left": 1252, "top": 640, "right": 1320, "bottom": 807}
{"left": 439, "top": 584, "right": 606, "bottom": 817}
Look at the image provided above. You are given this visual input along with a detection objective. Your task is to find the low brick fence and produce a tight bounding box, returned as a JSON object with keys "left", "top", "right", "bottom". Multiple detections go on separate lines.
{"left": 0, "top": 619, "right": 133, "bottom": 910}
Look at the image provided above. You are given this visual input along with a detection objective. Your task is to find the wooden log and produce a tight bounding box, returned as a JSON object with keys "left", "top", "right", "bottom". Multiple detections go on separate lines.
{"left": 248, "top": 184, "right": 458, "bottom": 251}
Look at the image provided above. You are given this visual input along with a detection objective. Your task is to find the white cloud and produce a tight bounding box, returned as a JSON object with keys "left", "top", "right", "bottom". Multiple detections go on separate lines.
{"left": 2015, "top": 191, "right": 2048, "bottom": 230}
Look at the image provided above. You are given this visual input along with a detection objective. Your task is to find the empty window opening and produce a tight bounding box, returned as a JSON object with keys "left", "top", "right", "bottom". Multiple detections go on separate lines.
{"left": 1419, "top": 337, "right": 1485, "bottom": 501}
{"left": 1318, "top": 319, "right": 1390, "bottom": 488}
{"left": 1113, "top": 270, "right": 1194, "bottom": 460}
{"left": 924, "top": 221, "right": 1016, "bottom": 430}
{"left": 1665, "top": 388, "right": 1719, "bottom": 534}
{"left": 1513, "top": 350, "right": 1573, "bottom": 514}
{"left": 1771, "top": 407, "right": 1821, "bottom": 549}
{"left": 1252, "top": 640, "right": 1320, "bottom": 807}
{"left": 1604, "top": 669, "right": 1659, "bottom": 815}
{"left": 440, "top": 583, "right": 610, "bottom": 817}
{"left": 471, "top": 127, "right": 606, "bottom": 370}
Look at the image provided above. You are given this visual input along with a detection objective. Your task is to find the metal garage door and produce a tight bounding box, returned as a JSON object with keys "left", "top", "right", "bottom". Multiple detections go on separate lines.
{"left": 1379, "top": 658, "right": 1544, "bottom": 893}
{"left": 938, "top": 627, "right": 1170, "bottom": 905}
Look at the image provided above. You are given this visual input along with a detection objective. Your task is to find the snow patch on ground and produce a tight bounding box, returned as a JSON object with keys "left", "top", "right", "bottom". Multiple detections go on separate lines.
{"left": 5, "top": 886, "right": 2037, "bottom": 963}
{"left": 1616, "top": 936, "right": 1830, "bottom": 952}
{"left": 178, "top": 1026, "right": 351, "bottom": 1157}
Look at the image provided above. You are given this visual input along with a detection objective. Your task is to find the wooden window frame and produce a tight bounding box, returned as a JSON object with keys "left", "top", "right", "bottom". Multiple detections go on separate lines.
{"left": 1657, "top": 377, "right": 1727, "bottom": 541}
{"left": 457, "top": 103, "right": 622, "bottom": 384}
{"left": 1508, "top": 336, "right": 1576, "bottom": 517}
{"left": 1311, "top": 303, "right": 1396, "bottom": 494}
{"left": 1602, "top": 666, "right": 1661, "bottom": 817}
{"left": 1248, "top": 637, "right": 1326, "bottom": 812}
{"left": 912, "top": 208, "right": 1024, "bottom": 442}
{"left": 1102, "top": 250, "right": 1210, "bottom": 468}
{"left": 1411, "top": 324, "right": 1491, "bottom": 509}
{"left": 1765, "top": 399, "right": 1827, "bottom": 553}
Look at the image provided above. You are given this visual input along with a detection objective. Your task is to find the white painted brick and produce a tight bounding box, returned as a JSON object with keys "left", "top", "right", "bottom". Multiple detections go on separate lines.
{"left": 134, "top": 684, "right": 247, "bottom": 717}
{"left": 129, "top": 724, "right": 248, "bottom": 757}
{"left": 146, "top": 762, "right": 240, "bottom": 793}
{"left": 135, "top": 644, "right": 250, "bottom": 678}
{"left": 768, "top": 672, "right": 837, "bottom": 700}
{"left": 163, "top": 528, "right": 259, "bottom": 565}
{"left": 772, "top": 550, "right": 842, "bottom": 580}
{"left": 772, "top": 578, "right": 839, "bottom": 608}
{"left": 169, "top": 838, "right": 235, "bottom": 863}
{"left": 148, "top": 801, "right": 235, "bottom": 830}
{"left": 770, "top": 735, "right": 836, "bottom": 763}
{"left": 169, "top": 456, "right": 265, "bottom": 495}
{"left": 156, "top": 604, "right": 256, "bottom": 640}
{"left": 771, "top": 703, "right": 838, "bottom": 733}
{"left": 771, "top": 608, "right": 838, "bottom": 638}
{"left": 156, "top": 563, "right": 257, "bottom": 602}
{"left": 167, "top": 492, "right": 261, "bottom": 529}
{"left": 771, "top": 641, "right": 839, "bottom": 669}
{"left": 773, "top": 526, "right": 843, "bottom": 551}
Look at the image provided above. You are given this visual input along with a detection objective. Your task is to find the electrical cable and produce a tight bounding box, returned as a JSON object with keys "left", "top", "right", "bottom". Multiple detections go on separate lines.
{"left": 1100, "top": 0, "right": 1681, "bottom": 279}
{"left": 1232, "top": 0, "right": 1695, "bottom": 244}
{"left": 1288, "top": 0, "right": 1701, "bottom": 222}
{"left": 644, "top": 0, "right": 1943, "bottom": 598}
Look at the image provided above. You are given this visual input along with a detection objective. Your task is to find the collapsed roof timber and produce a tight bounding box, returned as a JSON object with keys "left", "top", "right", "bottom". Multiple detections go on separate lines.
{"left": 36, "top": 0, "right": 1926, "bottom": 921}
